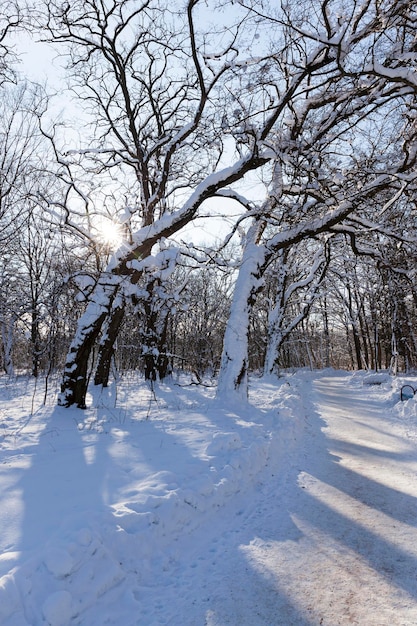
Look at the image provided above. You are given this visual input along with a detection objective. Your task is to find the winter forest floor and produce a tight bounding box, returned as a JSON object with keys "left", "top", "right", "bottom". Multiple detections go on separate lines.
{"left": 1, "top": 369, "right": 417, "bottom": 625}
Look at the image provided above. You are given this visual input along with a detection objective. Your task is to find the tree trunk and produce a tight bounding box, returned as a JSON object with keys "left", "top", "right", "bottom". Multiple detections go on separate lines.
{"left": 94, "top": 302, "right": 125, "bottom": 387}
{"left": 31, "top": 304, "right": 41, "bottom": 378}
{"left": 1, "top": 315, "right": 15, "bottom": 377}
{"left": 322, "top": 295, "right": 331, "bottom": 369}
{"left": 155, "top": 310, "right": 171, "bottom": 379}
{"left": 345, "top": 323, "right": 355, "bottom": 370}
{"left": 140, "top": 277, "right": 172, "bottom": 382}
{"left": 352, "top": 322, "right": 363, "bottom": 370}
{"left": 264, "top": 303, "right": 284, "bottom": 376}
{"left": 390, "top": 331, "right": 399, "bottom": 375}
{"left": 142, "top": 315, "right": 171, "bottom": 381}
{"left": 263, "top": 254, "right": 287, "bottom": 376}
{"left": 373, "top": 323, "right": 380, "bottom": 371}
{"left": 263, "top": 245, "right": 329, "bottom": 375}
{"left": 58, "top": 278, "right": 121, "bottom": 408}
{"left": 217, "top": 220, "right": 267, "bottom": 401}
{"left": 356, "top": 300, "right": 370, "bottom": 370}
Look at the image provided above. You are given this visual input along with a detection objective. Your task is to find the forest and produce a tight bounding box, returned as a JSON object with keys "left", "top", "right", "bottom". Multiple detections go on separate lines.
{"left": 1, "top": 0, "right": 417, "bottom": 406}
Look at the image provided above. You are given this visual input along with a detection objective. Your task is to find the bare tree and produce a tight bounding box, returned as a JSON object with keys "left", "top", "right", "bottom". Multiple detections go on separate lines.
{"left": 39, "top": 0, "right": 295, "bottom": 406}
{"left": 215, "top": 0, "right": 417, "bottom": 399}
{"left": 0, "top": 82, "right": 47, "bottom": 241}
{"left": 38, "top": 0, "right": 417, "bottom": 407}
{"left": 0, "top": 81, "right": 51, "bottom": 375}
{"left": 0, "top": 0, "right": 25, "bottom": 86}
{"left": 263, "top": 241, "right": 330, "bottom": 377}
{"left": 0, "top": 246, "right": 23, "bottom": 375}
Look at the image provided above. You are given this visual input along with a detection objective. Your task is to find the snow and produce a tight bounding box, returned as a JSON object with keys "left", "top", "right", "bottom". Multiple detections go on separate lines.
{"left": 1, "top": 369, "right": 417, "bottom": 624}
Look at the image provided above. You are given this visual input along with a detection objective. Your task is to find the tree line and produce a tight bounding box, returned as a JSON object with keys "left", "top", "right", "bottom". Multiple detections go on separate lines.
{"left": 0, "top": 0, "right": 417, "bottom": 406}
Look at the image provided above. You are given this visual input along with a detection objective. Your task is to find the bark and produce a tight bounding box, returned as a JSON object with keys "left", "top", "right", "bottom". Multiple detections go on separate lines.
{"left": 31, "top": 305, "right": 41, "bottom": 378}
{"left": 1, "top": 315, "right": 15, "bottom": 377}
{"left": 94, "top": 303, "right": 125, "bottom": 387}
{"left": 390, "top": 331, "right": 399, "bottom": 375}
{"left": 355, "top": 292, "right": 371, "bottom": 370}
{"left": 263, "top": 254, "right": 287, "bottom": 376}
{"left": 264, "top": 326, "right": 284, "bottom": 376}
{"left": 58, "top": 278, "right": 121, "bottom": 408}
{"left": 322, "top": 295, "right": 331, "bottom": 369}
{"left": 142, "top": 278, "right": 171, "bottom": 381}
{"left": 374, "top": 324, "right": 380, "bottom": 371}
{"left": 59, "top": 312, "right": 106, "bottom": 408}
{"left": 217, "top": 220, "right": 267, "bottom": 401}
{"left": 352, "top": 322, "right": 363, "bottom": 370}
{"left": 346, "top": 324, "right": 355, "bottom": 370}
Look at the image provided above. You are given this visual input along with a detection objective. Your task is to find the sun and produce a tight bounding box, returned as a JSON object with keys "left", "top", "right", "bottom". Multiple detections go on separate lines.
{"left": 94, "top": 216, "right": 124, "bottom": 250}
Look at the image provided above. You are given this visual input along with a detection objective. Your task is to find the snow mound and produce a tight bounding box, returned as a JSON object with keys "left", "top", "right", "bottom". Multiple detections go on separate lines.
{"left": 361, "top": 372, "right": 391, "bottom": 385}
{"left": 42, "top": 591, "right": 73, "bottom": 626}
{"left": 206, "top": 431, "right": 242, "bottom": 456}
{"left": 44, "top": 548, "right": 75, "bottom": 579}
{"left": 0, "top": 572, "right": 21, "bottom": 623}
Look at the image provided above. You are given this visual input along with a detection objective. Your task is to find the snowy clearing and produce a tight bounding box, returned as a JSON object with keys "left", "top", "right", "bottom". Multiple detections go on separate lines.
{"left": 1, "top": 370, "right": 417, "bottom": 625}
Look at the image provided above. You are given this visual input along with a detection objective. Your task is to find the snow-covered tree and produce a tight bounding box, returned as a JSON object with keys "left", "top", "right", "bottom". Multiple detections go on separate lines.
{"left": 171, "top": 263, "right": 232, "bottom": 379}
{"left": 37, "top": 0, "right": 417, "bottom": 407}
{"left": 0, "top": 0, "right": 24, "bottom": 86}
{"left": 263, "top": 241, "right": 330, "bottom": 377}
{"left": 215, "top": 0, "right": 417, "bottom": 399}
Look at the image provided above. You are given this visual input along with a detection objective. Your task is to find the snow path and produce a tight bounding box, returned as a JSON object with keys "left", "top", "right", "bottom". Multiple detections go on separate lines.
{"left": 298, "top": 375, "right": 417, "bottom": 625}
{"left": 237, "top": 374, "right": 417, "bottom": 626}
{"left": 162, "top": 374, "right": 417, "bottom": 625}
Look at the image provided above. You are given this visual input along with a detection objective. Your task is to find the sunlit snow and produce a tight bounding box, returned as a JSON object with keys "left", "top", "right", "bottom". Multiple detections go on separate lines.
{"left": 1, "top": 370, "right": 417, "bottom": 624}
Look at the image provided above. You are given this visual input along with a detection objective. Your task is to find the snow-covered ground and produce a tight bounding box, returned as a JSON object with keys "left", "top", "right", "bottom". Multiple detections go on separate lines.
{"left": 1, "top": 368, "right": 417, "bottom": 625}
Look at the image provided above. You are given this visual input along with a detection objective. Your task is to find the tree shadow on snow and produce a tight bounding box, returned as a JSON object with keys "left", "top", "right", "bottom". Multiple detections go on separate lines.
{"left": 273, "top": 376, "right": 417, "bottom": 611}
{"left": 202, "top": 375, "right": 417, "bottom": 625}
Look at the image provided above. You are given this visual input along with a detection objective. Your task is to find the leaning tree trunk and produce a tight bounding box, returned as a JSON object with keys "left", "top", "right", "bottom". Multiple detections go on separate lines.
{"left": 58, "top": 278, "right": 121, "bottom": 408}
{"left": 94, "top": 300, "right": 125, "bottom": 387}
{"left": 217, "top": 220, "right": 267, "bottom": 401}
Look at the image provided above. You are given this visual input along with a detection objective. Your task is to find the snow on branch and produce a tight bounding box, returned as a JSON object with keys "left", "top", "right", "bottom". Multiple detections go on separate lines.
{"left": 283, "top": 244, "right": 329, "bottom": 303}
